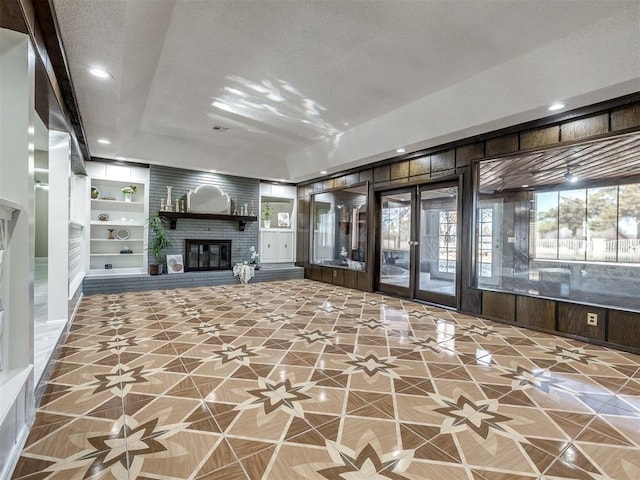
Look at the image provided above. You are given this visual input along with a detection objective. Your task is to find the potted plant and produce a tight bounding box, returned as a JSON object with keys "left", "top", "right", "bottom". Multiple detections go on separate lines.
{"left": 148, "top": 212, "right": 172, "bottom": 275}
{"left": 262, "top": 202, "right": 272, "bottom": 228}
{"left": 121, "top": 185, "right": 138, "bottom": 202}
{"left": 249, "top": 246, "right": 260, "bottom": 270}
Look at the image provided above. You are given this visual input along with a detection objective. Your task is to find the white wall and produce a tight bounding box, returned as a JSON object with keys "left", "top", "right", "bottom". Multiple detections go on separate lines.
{"left": 47, "top": 132, "right": 70, "bottom": 322}
{"left": 0, "top": 28, "right": 36, "bottom": 480}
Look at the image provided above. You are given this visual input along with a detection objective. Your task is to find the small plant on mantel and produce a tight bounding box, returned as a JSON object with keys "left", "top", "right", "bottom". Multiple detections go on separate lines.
{"left": 148, "top": 212, "right": 172, "bottom": 275}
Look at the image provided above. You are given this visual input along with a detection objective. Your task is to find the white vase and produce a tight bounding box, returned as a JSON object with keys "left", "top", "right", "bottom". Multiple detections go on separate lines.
{"left": 263, "top": 220, "right": 271, "bottom": 229}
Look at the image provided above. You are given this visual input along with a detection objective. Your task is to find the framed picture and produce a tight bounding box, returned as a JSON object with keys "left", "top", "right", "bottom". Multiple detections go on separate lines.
{"left": 277, "top": 212, "right": 290, "bottom": 228}
{"left": 166, "top": 254, "right": 184, "bottom": 274}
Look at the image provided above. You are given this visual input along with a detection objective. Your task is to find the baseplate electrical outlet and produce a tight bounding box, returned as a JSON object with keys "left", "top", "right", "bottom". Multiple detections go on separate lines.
{"left": 587, "top": 312, "right": 598, "bottom": 326}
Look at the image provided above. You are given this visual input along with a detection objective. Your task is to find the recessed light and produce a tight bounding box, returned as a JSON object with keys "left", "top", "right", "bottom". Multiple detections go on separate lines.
{"left": 209, "top": 169, "right": 217, "bottom": 173}
{"left": 548, "top": 103, "right": 566, "bottom": 111}
{"left": 522, "top": 184, "right": 529, "bottom": 188}
{"left": 89, "top": 67, "right": 112, "bottom": 79}
{"left": 278, "top": 178, "right": 286, "bottom": 182}
{"left": 115, "top": 156, "right": 125, "bottom": 160}
{"left": 320, "top": 170, "right": 327, "bottom": 175}
{"left": 396, "top": 148, "right": 406, "bottom": 154}
{"left": 97, "top": 138, "right": 111, "bottom": 145}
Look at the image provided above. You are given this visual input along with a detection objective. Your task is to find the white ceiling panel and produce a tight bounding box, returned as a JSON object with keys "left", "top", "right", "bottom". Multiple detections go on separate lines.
{"left": 51, "top": 0, "right": 640, "bottom": 181}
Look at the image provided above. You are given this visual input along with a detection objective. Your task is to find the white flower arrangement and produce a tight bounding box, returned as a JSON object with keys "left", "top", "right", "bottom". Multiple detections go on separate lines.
{"left": 249, "top": 246, "right": 260, "bottom": 263}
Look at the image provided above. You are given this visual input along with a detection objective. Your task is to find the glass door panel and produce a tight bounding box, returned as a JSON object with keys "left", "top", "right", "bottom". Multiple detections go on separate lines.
{"left": 379, "top": 191, "right": 413, "bottom": 296}
{"left": 415, "top": 185, "right": 458, "bottom": 307}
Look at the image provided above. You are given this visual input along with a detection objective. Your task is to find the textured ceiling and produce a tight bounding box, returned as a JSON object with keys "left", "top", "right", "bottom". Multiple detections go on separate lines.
{"left": 51, "top": 0, "right": 640, "bottom": 181}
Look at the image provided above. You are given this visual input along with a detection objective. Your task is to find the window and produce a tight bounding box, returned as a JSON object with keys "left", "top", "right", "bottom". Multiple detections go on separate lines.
{"left": 477, "top": 207, "right": 493, "bottom": 277}
{"left": 477, "top": 139, "right": 640, "bottom": 312}
{"left": 438, "top": 210, "right": 457, "bottom": 273}
{"left": 311, "top": 184, "right": 368, "bottom": 270}
{"left": 534, "top": 183, "right": 640, "bottom": 263}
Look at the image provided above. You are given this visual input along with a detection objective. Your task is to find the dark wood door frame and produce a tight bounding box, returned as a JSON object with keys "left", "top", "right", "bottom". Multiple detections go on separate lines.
{"left": 374, "top": 175, "right": 464, "bottom": 310}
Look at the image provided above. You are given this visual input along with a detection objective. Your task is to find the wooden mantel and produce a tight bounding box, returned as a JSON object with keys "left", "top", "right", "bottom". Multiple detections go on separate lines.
{"left": 158, "top": 212, "right": 258, "bottom": 231}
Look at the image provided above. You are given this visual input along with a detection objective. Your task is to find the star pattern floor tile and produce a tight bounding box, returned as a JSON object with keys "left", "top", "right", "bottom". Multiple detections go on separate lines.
{"left": 12, "top": 280, "right": 640, "bottom": 480}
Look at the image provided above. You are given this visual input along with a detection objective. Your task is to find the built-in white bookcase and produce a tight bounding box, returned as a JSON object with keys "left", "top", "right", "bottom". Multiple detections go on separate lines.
{"left": 259, "top": 183, "right": 296, "bottom": 263}
{"left": 86, "top": 162, "right": 149, "bottom": 276}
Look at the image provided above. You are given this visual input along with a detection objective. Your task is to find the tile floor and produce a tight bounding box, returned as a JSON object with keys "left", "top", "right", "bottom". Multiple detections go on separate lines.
{"left": 12, "top": 279, "right": 640, "bottom": 480}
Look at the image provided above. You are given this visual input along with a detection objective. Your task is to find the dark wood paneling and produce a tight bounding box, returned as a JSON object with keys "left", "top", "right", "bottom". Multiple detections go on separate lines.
{"left": 482, "top": 291, "right": 516, "bottom": 321}
{"left": 345, "top": 173, "right": 359, "bottom": 186}
{"left": 0, "top": 0, "right": 29, "bottom": 32}
{"left": 389, "top": 178, "right": 409, "bottom": 186}
{"left": 332, "top": 268, "right": 345, "bottom": 287}
{"left": 486, "top": 134, "right": 519, "bottom": 157}
{"left": 456, "top": 143, "right": 484, "bottom": 168}
{"left": 561, "top": 114, "right": 609, "bottom": 141}
{"left": 311, "top": 265, "right": 322, "bottom": 281}
{"left": 459, "top": 170, "right": 482, "bottom": 314}
{"left": 608, "top": 310, "right": 640, "bottom": 348}
{"left": 611, "top": 104, "right": 640, "bottom": 131}
{"left": 344, "top": 269, "right": 358, "bottom": 289}
{"left": 304, "top": 267, "right": 312, "bottom": 279}
{"left": 517, "top": 296, "right": 556, "bottom": 329}
{"left": 321, "top": 267, "right": 333, "bottom": 284}
{"left": 557, "top": 304, "right": 606, "bottom": 341}
{"left": 520, "top": 126, "right": 560, "bottom": 150}
{"left": 319, "top": 267, "right": 344, "bottom": 286}
{"left": 357, "top": 271, "right": 371, "bottom": 292}
{"left": 390, "top": 161, "right": 409, "bottom": 180}
{"left": 374, "top": 165, "right": 390, "bottom": 183}
{"left": 359, "top": 170, "right": 373, "bottom": 183}
{"left": 431, "top": 150, "right": 455, "bottom": 172}
{"left": 409, "top": 156, "right": 430, "bottom": 177}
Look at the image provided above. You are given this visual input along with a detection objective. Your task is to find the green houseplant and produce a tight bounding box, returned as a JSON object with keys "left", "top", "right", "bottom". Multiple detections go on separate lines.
{"left": 121, "top": 184, "right": 138, "bottom": 202}
{"left": 262, "top": 202, "right": 272, "bottom": 228}
{"left": 148, "top": 212, "right": 172, "bottom": 275}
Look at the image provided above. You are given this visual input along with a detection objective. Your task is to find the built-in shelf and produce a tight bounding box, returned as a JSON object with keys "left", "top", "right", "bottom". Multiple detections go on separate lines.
{"left": 0, "top": 197, "right": 22, "bottom": 220}
{"left": 90, "top": 253, "right": 144, "bottom": 257}
{"left": 91, "top": 199, "right": 144, "bottom": 208}
{"left": 90, "top": 238, "right": 144, "bottom": 242}
{"left": 87, "top": 165, "right": 150, "bottom": 276}
{"left": 159, "top": 212, "right": 258, "bottom": 231}
{"left": 69, "top": 220, "right": 84, "bottom": 229}
{"left": 90, "top": 221, "right": 145, "bottom": 227}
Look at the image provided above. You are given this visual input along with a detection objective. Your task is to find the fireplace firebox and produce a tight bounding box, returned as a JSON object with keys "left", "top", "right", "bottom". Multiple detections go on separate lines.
{"left": 185, "top": 239, "right": 231, "bottom": 271}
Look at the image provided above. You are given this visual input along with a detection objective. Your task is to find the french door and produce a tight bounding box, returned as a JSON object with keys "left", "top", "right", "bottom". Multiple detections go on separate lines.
{"left": 377, "top": 182, "right": 460, "bottom": 308}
